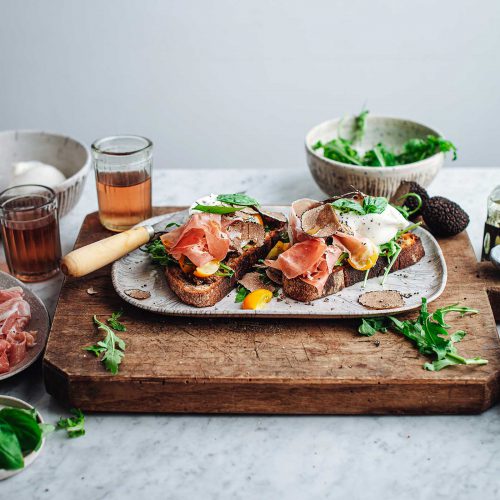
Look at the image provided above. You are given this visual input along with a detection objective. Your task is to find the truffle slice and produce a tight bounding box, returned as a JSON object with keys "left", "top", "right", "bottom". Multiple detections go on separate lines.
{"left": 358, "top": 290, "right": 404, "bottom": 309}
{"left": 124, "top": 289, "right": 151, "bottom": 300}
{"left": 300, "top": 204, "right": 341, "bottom": 238}
{"left": 238, "top": 272, "right": 275, "bottom": 292}
{"left": 265, "top": 267, "right": 283, "bottom": 285}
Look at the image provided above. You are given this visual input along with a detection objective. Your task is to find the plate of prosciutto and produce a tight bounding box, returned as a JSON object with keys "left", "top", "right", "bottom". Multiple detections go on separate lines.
{"left": 0, "top": 271, "right": 50, "bottom": 380}
{"left": 112, "top": 193, "right": 447, "bottom": 318}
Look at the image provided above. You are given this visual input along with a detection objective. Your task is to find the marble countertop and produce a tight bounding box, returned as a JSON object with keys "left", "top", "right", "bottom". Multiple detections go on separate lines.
{"left": 2, "top": 167, "right": 500, "bottom": 499}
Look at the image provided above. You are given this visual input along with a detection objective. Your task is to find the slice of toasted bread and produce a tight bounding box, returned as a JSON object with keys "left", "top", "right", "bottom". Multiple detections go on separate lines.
{"left": 165, "top": 229, "right": 284, "bottom": 307}
{"left": 282, "top": 233, "right": 425, "bottom": 302}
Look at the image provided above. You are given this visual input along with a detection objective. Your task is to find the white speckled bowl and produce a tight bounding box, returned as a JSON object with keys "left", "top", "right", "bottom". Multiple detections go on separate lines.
{"left": 0, "top": 395, "right": 45, "bottom": 480}
{"left": 0, "top": 130, "right": 91, "bottom": 217}
{"left": 305, "top": 116, "right": 445, "bottom": 198}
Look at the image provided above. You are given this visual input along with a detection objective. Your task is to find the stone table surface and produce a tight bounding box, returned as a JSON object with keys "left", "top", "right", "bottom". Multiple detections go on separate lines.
{"left": 1, "top": 167, "right": 500, "bottom": 500}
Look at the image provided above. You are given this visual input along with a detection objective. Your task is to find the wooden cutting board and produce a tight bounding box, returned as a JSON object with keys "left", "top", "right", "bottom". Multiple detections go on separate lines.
{"left": 43, "top": 208, "right": 500, "bottom": 414}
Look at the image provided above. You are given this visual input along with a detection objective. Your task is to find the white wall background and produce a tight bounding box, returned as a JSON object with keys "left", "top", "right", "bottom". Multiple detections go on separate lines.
{"left": 1, "top": 0, "right": 499, "bottom": 170}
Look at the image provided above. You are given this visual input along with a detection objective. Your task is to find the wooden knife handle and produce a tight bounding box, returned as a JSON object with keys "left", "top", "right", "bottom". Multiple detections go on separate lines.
{"left": 60, "top": 225, "right": 154, "bottom": 278}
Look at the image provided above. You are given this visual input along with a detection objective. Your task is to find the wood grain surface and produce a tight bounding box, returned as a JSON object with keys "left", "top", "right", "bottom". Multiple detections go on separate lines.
{"left": 43, "top": 208, "right": 500, "bottom": 414}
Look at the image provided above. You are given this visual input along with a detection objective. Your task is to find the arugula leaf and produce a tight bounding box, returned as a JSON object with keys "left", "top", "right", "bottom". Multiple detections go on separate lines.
{"left": 192, "top": 204, "right": 243, "bottom": 214}
{"left": 363, "top": 196, "right": 388, "bottom": 214}
{"left": 85, "top": 314, "right": 126, "bottom": 375}
{"left": 359, "top": 317, "right": 389, "bottom": 336}
{"left": 165, "top": 222, "right": 180, "bottom": 228}
{"left": 352, "top": 109, "right": 369, "bottom": 144}
{"left": 107, "top": 310, "right": 126, "bottom": 332}
{"left": 357, "top": 299, "right": 487, "bottom": 371}
{"left": 0, "top": 421, "right": 24, "bottom": 470}
{"left": 317, "top": 138, "right": 363, "bottom": 165}
{"left": 216, "top": 193, "right": 259, "bottom": 207}
{"left": 396, "top": 135, "right": 457, "bottom": 164}
{"left": 57, "top": 409, "right": 85, "bottom": 438}
{"left": 141, "top": 239, "right": 176, "bottom": 267}
{"left": 235, "top": 285, "right": 250, "bottom": 303}
{"left": 331, "top": 198, "right": 365, "bottom": 215}
{"left": 0, "top": 408, "right": 42, "bottom": 455}
{"left": 215, "top": 262, "right": 235, "bottom": 277}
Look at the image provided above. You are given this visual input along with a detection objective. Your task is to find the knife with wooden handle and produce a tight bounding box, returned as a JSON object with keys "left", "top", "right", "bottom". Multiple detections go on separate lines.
{"left": 60, "top": 210, "right": 189, "bottom": 278}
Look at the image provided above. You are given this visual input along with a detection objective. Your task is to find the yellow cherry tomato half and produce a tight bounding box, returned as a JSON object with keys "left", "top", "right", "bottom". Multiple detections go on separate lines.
{"left": 265, "top": 241, "right": 290, "bottom": 260}
{"left": 179, "top": 255, "right": 196, "bottom": 274}
{"left": 347, "top": 242, "right": 379, "bottom": 271}
{"left": 242, "top": 289, "right": 274, "bottom": 310}
{"left": 253, "top": 213, "right": 264, "bottom": 225}
{"left": 193, "top": 259, "right": 220, "bottom": 278}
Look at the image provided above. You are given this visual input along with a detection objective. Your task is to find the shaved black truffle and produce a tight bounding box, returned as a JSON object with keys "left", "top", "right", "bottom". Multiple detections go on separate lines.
{"left": 402, "top": 182, "right": 429, "bottom": 219}
{"left": 423, "top": 196, "right": 469, "bottom": 237}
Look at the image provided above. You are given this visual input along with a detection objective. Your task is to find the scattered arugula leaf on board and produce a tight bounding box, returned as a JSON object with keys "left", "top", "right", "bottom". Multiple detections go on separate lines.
{"left": 358, "top": 298, "right": 487, "bottom": 371}
{"left": 107, "top": 310, "right": 126, "bottom": 332}
{"left": 84, "top": 313, "right": 126, "bottom": 375}
{"left": 57, "top": 409, "right": 85, "bottom": 438}
{"left": 216, "top": 193, "right": 260, "bottom": 207}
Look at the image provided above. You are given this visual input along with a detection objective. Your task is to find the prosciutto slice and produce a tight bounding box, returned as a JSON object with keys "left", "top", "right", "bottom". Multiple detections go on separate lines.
{"left": 0, "top": 287, "right": 36, "bottom": 373}
{"left": 268, "top": 198, "right": 375, "bottom": 294}
{"left": 265, "top": 240, "right": 343, "bottom": 294}
{"left": 161, "top": 213, "right": 230, "bottom": 267}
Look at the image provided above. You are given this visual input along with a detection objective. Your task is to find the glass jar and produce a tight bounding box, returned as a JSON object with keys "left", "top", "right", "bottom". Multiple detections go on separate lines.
{"left": 92, "top": 135, "right": 153, "bottom": 232}
{"left": 0, "top": 185, "right": 61, "bottom": 282}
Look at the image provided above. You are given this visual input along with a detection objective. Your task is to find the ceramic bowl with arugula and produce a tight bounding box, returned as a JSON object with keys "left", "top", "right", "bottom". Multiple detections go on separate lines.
{"left": 305, "top": 111, "right": 457, "bottom": 198}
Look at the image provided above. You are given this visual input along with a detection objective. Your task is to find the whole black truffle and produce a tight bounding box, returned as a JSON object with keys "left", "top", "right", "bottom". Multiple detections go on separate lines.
{"left": 423, "top": 196, "right": 469, "bottom": 237}
{"left": 402, "top": 182, "right": 429, "bottom": 218}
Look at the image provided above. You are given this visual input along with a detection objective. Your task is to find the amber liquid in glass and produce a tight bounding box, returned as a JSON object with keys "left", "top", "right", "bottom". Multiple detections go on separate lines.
{"left": 1, "top": 196, "right": 61, "bottom": 282}
{"left": 96, "top": 171, "right": 152, "bottom": 231}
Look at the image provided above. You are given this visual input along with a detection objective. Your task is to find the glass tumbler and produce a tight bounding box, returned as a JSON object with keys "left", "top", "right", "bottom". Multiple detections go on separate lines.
{"left": 0, "top": 185, "right": 62, "bottom": 282}
{"left": 92, "top": 135, "right": 153, "bottom": 232}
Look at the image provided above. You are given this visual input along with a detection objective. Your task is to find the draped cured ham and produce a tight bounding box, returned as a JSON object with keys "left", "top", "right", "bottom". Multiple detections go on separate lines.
{"left": 160, "top": 213, "right": 230, "bottom": 268}
{"left": 0, "top": 286, "right": 36, "bottom": 374}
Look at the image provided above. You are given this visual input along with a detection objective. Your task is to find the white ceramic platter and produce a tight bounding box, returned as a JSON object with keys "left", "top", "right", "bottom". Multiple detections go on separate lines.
{"left": 112, "top": 207, "right": 447, "bottom": 318}
{"left": 0, "top": 271, "right": 50, "bottom": 381}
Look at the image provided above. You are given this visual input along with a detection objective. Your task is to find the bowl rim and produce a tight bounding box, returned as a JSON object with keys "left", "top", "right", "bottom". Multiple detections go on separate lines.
{"left": 0, "top": 129, "right": 92, "bottom": 191}
{"left": 305, "top": 115, "right": 446, "bottom": 172}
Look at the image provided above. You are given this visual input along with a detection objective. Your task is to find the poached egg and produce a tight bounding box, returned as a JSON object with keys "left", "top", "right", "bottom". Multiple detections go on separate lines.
{"left": 335, "top": 204, "right": 409, "bottom": 246}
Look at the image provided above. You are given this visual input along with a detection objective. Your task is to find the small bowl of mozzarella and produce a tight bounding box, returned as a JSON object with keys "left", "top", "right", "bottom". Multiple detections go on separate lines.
{"left": 0, "top": 130, "right": 91, "bottom": 217}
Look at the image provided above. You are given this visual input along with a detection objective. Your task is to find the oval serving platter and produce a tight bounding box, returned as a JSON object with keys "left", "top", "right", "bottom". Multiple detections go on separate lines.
{"left": 0, "top": 271, "right": 50, "bottom": 381}
{"left": 111, "top": 207, "right": 447, "bottom": 318}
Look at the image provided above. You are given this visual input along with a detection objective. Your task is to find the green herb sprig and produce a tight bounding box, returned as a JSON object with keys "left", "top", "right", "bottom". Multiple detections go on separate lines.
{"left": 56, "top": 409, "right": 85, "bottom": 438}
{"left": 141, "top": 239, "right": 176, "bottom": 266}
{"left": 331, "top": 195, "right": 387, "bottom": 216}
{"left": 215, "top": 262, "right": 235, "bottom": 277}
{"left": 84, "top": 313, "right": 126, "bottom": 375}
{"left": 358, "top": 298, "right": 487, "bottom": 371}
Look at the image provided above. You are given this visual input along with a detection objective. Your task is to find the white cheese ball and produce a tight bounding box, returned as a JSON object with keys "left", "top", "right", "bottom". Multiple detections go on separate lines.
{"left": 10, "top": 161, "right": 66, "bottom": 188}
